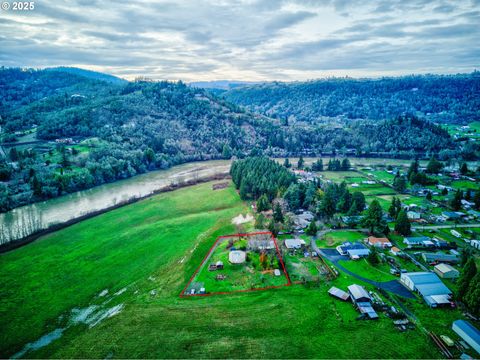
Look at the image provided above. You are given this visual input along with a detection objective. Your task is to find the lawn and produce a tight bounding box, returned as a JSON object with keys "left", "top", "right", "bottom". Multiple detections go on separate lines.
{"left": 338, "top": 259, "right": 396, "bottom": 282}
{"left": 320, "top": 171, "right": 362, "bottom": 182}
{"left": 0, "top": 182, "right": 445, "bottom": 359}
{"left": 318, "top": 231, "right": 365, "bottom": 248}
{"left": 450, "top": 180, "right": 479, "bottom": 191}
{"left": 350, "top": 184, "right": 396, "bottom": 195}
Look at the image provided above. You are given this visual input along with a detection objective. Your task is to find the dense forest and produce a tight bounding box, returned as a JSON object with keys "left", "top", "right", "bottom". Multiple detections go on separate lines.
{"left": 223, "top": 73, "right": 480, "bottom": 124}
{"left": 0, "top": 68, "right": 471, "bottom": 211}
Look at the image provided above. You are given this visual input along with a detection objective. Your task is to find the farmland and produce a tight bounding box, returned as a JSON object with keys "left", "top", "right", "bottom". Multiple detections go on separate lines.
{"left": 0, "top": 180, "right": 442, "bottom": 359}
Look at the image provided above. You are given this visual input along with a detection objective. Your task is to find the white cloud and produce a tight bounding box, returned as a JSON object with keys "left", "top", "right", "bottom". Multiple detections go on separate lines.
{"left": 0, "top": 0, "right": 478, "bottom": 81}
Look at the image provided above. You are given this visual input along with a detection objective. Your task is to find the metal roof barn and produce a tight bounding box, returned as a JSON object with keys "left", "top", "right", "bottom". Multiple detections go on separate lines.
{"left": 452, "top": 320, "right": 480, "bottom": 355}
{"left": 400, "top": 272, "right": 452, "bottom": 307}
{"left": 348, "top": 284, "right": 371, "bottom": 303}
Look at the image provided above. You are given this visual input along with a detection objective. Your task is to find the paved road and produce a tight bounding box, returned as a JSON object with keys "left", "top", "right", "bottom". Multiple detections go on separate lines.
{"left": 309, "top": 234, "right": 415, "bottom": 298}
{"left": 317, "top": 248, "right": 415, "bottom": 298}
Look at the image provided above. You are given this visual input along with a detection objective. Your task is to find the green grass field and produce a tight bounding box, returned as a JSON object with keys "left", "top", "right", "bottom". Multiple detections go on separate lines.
{"left": 318, "top": 231, "right": 365, "bottom": 248}
{"left": 0, "top": 181, "right": 447, "bottom": 359}
{"left": 338, "top": 259, "right": 396, "bottom": 282}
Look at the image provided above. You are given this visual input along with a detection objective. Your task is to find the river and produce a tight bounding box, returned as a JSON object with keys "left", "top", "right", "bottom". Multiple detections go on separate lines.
{"left": 0, "top": 160, "right": 231, "bottom": 245}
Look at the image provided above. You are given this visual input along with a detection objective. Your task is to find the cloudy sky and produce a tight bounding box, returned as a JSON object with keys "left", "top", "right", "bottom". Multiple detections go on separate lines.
{"left": 0, "top": 0, "right": 479, "bottom": 81}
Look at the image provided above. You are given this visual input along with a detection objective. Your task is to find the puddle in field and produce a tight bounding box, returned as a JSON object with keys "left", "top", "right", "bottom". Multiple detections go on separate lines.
{"left": 12, "top": 297, "right": 125, "bottom": 358}
{"left": 87, "top": 304, "right": 124, "bottom": 328}
{"left": 71, "top": 305, "right": 99, "bottom": 324}
{"left": 12, "top": 328, "right": 65, "bottom": 359}
{"left": 114, "top": 287, "right": 127, "bottom": 296}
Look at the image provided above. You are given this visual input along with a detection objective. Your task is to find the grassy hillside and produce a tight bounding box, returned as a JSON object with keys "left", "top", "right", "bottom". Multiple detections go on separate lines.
{"left": 0, "top": 181, "right": 440, "bottom": 358}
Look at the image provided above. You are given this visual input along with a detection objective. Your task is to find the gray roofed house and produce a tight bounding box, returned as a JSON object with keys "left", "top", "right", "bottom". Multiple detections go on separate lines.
{"left": 403, "top": 236, "right": 432, "bottom": 247}
{"left": 452, "top": 320, "right": 480, "bottom": 355}
{"left": 336, "top": 242, "right": 370, "bottom": 259}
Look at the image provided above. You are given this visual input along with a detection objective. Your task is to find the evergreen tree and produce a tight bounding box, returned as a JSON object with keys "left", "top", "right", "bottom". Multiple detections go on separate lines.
{"left": 394, "top": 210, "right": 411, "bottom": 236}
{"left": 465, "top": 189, "right": 472, "bottom": 201}
{"left": 267, "top": 219, "right": 279, "bottom": 236}
{"left": 441, "top": 188, "right": 448, "bottom": 196}
{"left": 283, "top": 158, "right": 291, "bottom": 168}
{"left": 457, "top": 258, "right": 477, "bottom": 300}
{"left": 273, "top": 203, "right": 284, "bottom": 223}
{"left": 407, "top": 160, "right": 419, "bottom": 180}
{"left": 474, "top": 190, "right": 480, "bottom": 210}
{"left": 450, "top": 190, "right": 463, "bottom": 211}
{"left": 426, "top": 191, "right": 433, "bottom": 201}
{"left": 305, "top": 220, "right": 318, "bottom": 236}
{"left": 311, "top": 159, "right": 323, "bottom": 171}
{"left": 393, "top": 175, "right": 407, "bottom": 192}
{"left": 460, "top": 162, "right": 469, "bottom": 175}
{"left": 346, "top": 201, "right": 358, "bottom": 216}
{"left": 297, "top": 156, "right": 304, "bottom": 169}
{"left": 31, "top": 175, "right": 42, "bottom": 197}
{"left": 337, "top": 190, "right": 352, "bottom": 213}
{"left": 362, "top": 200, "right": 384, "bottom": 233}
{"left": 388, "top": 196, "right": 399, "bottom": 218}
{"left": 9, "top": 148, "right": 19, "bottom": 162}
{"left": 222, "top": 144, "right": 232, "bottom": 159}
{"left": 255, "top": 213, "right": 266, "bottom": 229}
{"left": 426, "top": 156, "right": 443, "bottom": 174}
{"left": 256, "top": 194, "right": 270, "bottom": 212}
{"left": 317, "top": 190, "right": 336, "bottom": 218}
{"left": 464, "top": 273, "right": 480, "bottom": 316}
{"left": 351, "top": 191, "right": 366, "bottom": 213}
{"left": 341, "top": 158, "right": 351, "bottom": 170}
{"left": 367, "top": 247, "right": 380, "bottom": 266}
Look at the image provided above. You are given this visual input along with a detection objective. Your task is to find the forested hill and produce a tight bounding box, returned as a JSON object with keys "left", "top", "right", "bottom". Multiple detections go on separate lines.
{"left": 223, "top": 73, "right": 480, "bottom": 124}
{"left": 0, "top": 67, "right": 462, "bottom": 211}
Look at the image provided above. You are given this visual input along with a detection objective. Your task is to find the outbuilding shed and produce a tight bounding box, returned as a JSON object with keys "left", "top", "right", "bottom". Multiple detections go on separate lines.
{"left": 434, "top": 263, "right": 459, "bottom": 279}
{"left": 328, "top": 286, "right": 350, "bottom": 301}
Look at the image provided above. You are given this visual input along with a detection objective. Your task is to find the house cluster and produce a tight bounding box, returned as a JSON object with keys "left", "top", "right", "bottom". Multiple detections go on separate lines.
{"left": 400, "top": 271, "right": 453, "bottom": 308}
{"left": 336, "top": 242, "right": 370, "bottom": 260}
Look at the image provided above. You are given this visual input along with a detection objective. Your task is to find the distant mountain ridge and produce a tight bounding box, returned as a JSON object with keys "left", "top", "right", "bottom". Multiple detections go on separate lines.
{"left": 45, "top": 67, "right": 127, "bottom": 84}
{"left": 189, "top": 80, "right": 263, "bottom": 90}
{"left": 223, "top": 72, "right": 480, "bottom": 124}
